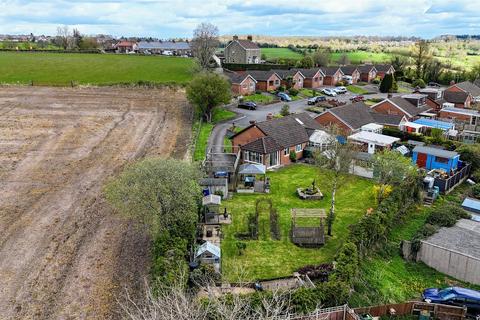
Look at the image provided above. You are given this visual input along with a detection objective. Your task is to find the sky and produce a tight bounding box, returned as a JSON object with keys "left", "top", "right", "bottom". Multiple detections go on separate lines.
{"left": 0, "top": 0, "right": 479, "bottom": 39}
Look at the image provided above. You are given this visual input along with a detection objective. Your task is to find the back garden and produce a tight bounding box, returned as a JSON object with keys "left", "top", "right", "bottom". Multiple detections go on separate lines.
{"left": 220, "top": 164, "right": 375, "bottom": 282}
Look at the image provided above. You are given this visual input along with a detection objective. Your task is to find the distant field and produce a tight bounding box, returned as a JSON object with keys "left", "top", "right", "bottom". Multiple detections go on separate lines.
{"left": 330, "top": 51, "right": 393, "bottom": 64}
{"left": 261, "top": 48, "right": 303, "bottom": 60}
{"left": 0, "top": 52, "right": 194, "bottom": 85}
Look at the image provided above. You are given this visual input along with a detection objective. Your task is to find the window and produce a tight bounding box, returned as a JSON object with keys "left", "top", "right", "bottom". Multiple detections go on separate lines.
{"left": 295, "top": 144, "right": 302, "bottom": 152}
{"left": 242, "top": 84, "right": 248, "bottom": 89}
{"left": 284, "top": 148, "right": 289, "bottom": 156}
{"left": 244, "top": 151, "right": 263, "bottom": 164}
{"left": 314, "top": 77, "right": 319, "bottom": 82}
{"left": 249, "top": 82, "right": 255, "bottom": 89}
{"left": 269, "top": 80, "right": 274, "bottom": 86}
{"left": 435, "top": 156, "right": 449, "bottom": 164}
{"left": 275, "top": 79, "right": 280, "bottom": 85}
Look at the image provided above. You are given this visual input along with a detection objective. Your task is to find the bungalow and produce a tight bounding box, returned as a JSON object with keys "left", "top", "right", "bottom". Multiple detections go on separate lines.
{"left": 246, "top": 70, "right": 282, "bottom": 92}
{"left": 357, "top": 65, "right": 377, "bottom": 83}
{"left": 294, "top": 68, "right": 325, "bottom": 89}
{"left": 339, "top": 66, "right": 360, "bottom": 84}
{"left": 320, "top": 67, "right": 344, "bottom": 86}
{"left": 348, "top": 131, "right": 400, "bottom": 154}
{"left": 374, "top": 64, "right": 395, "bottom": 79}
{"left": 443, "top": 90, "right": 472, "bottom": 109}
{"left": 371, "top": 94, "right": 432, "bottom": 120}
{"left": 314, "top": 102, "right": 405, "bottom": 135}
{"left": 445, "top": 81, "right": 480, "bottom": 106}
{"left": 272, "top": 69, "right": 305, "bottom": 90}
{"left": 115, "top": 41, "right": 137, "bottom": 53}
{"left": 231, "top": 113, "right": 323, "bottom": 168}
{"left": 225, "top": 72, "right": 257, "bottom": 96}
{"left": 412, "top": 145, "right": 459, "bottom": 173}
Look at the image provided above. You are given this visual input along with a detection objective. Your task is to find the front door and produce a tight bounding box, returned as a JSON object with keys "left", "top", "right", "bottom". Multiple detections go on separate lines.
{"left": 416, "top": 152, "right": 427, "bottom": 168}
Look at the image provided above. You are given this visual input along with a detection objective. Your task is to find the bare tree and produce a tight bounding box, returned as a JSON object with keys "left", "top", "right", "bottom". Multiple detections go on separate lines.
{"left": 191, "top": 23, "right": 219, "bottom": 69}
{"left": 338, "top": 53, "right": 350, "bottom": 66}
{"left": 412, "top": 40, "right": 431, "bottom": 80}
{"left": 56, "top": 25, "right": 71, "bottom": 50}
{"left": 315, "top": 126, "right": 356, "bottom": 236}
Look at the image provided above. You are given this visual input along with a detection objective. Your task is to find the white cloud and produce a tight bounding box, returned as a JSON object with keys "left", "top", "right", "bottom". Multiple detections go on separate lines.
{"left": 0, "top": 0, "right": 478, "bottom": 37}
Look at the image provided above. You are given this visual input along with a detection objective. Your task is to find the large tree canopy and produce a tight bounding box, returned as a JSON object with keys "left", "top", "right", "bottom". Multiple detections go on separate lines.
{"left": 104, "top": 158, "right": 201, "bottom": 239}
{"left": 186, "top": 71, "right": 232, "bottom": 123}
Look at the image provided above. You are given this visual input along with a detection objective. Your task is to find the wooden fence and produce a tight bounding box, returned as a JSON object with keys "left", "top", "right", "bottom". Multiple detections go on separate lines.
{"left": 434, "top": 163, "right": 471, "bottom": 194}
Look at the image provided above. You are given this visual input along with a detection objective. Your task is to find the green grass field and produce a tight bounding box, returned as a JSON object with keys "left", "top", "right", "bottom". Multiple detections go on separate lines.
{"left": 243, "top": 93, "right": 275, "bottom": 104}
{"left": 330, "top": 51, "right": 393, "bottom": 64}
{"left": 261, "top": 48, "right": 303, "bottom": 60}
{"left": 221, "top": 164, "right": 375, "bottom": 281}
{"left": 347, "top": 85, "right": 370, "bottom": 95}
{"left": 0, "top": 52, "right": 195, "bottom": 85}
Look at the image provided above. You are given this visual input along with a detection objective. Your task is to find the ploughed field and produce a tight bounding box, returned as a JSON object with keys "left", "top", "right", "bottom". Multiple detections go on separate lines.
{"left": 0, "top": 86, "right": 192, "bottom": 319}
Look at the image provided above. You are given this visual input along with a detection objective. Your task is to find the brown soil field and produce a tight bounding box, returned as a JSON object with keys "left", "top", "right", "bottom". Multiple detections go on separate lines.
{"left": 0, "top": 86, "right": 193, "bottom": 319}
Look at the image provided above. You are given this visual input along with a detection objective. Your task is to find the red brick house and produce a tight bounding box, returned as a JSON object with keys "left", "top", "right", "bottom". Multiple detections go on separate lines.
{"left": 115, "top": 41, "right": 137, "bottom": 53}
{"left": 314, "top": 102, "right": 405, "bottom": 135}
{"left": 340, "top": 66, "right": 360, "bottom": 84}
{"left": 439, "top": 106, "right": 480, "bottom": 125}
{"left": 272, "top": 69, "right": 306, "bottom": 90}
{"left": 225, "top": 72, "right": 257, "bottom": 96}
{"left": 320, "top": 67, "right": 344, "bottom": 86}
{"left": 231, "top": 113, "right": 322, "bottom": 168}
{"left": 246, "top": 70, "right": 282, "bottom": 92}
{"left": 370, "top": 94, "right": 432, "bottom": 120}
{"left": 357, "top": 65, "right": 377, "bottom": 83}
{"left": 443, "top": 81, "right": 480, "bottom": 108}
{"left": 374, "top": 64, "right": 395, "bottom": 79}
{"left": 294, "top": 68, "right": 325, "bottom": 88}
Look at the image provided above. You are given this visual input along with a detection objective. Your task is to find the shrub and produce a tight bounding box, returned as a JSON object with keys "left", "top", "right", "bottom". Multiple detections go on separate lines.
{"left": 426, "top": 203, "right": 470, "bottom": 227}
{"left": 277, "top": 86, "right": 286, "bottom": 92}
{"left": 236, "top": 241, "right": 247, "bottom": 256}
{"left": 289, "top": 150, "right": 297, "bottom": 162}
{"left": 472, "top": 184, "right": 480, "bottom": 199}
{"left": 372, "top": 77, "right": 381, "bottom": 85}
{"left": 379, "top": 74, "right": 394, "bottom": 93}
{"left": 336, "top": 80, "right": 347, "bottom": 86}
{"left": 412, "top": 78, "right": 426, "bottom": 88}
{"left": 214, "top": 190, "right": 224, "bottom": 198}
{"left": 288, "top": 88, "right": 299, "bottom": 96}
{"left": 280, "top": 104, "right": 290, "bottom": 116}
{"left": 457, "top": 144, "right": 480, "bottom": 170}
{"left": 472, "top": 168, "right": 480, "bottom": 183}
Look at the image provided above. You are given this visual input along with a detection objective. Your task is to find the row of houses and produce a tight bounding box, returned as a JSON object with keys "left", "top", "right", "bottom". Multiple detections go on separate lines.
{"left": 114, "top": 40, "right": 192, "bottom": 56}
{"left": 225, "top": 64, "right": 395, "bottom": 96}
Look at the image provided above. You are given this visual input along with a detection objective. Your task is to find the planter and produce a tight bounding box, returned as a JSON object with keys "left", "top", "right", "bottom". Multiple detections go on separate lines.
{"left": 297, "top": 187, "right": 323, "bottom": 200}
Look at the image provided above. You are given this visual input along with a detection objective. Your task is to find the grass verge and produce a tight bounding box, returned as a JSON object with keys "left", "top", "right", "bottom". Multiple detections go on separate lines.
{"left": 347, "top": 85, "right": 370, "bottom": 95}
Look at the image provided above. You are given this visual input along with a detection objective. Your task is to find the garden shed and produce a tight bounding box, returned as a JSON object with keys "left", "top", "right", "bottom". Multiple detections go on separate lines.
{"left": 291, "top": 208, "right": 326, "bottom": 247}
{"left": 417, "top": 219, "right": 480, "bottom": 285}
{"left": 195, "top": 241, "right": 221, "bottom": 271}
{"left": 200, "top": 178, "right": 228, "bottom": 199}
{"left": 412, "top": 146, "right": 459, "bottom": 172}
{"left": 462, "top": 197, "right": 480, "bottom": 221}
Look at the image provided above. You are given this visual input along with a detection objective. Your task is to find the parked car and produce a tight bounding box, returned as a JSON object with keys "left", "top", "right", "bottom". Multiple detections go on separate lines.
{"left": 428, "top": 82, "right": 441, "bottom": 87}
{"left": 307, "top": 96, "right": 327, "bottom": 105}
{"left": 334, "top": 86, "right": 347, "bottom": 94}
{"left": 238, "top": 101, "right": 257, "bottom": 110}
{"left": 342, "top": 75, "right": 353, "bottom": 85}
{"left": 322, "top": 88, "right": 337, "bottom": 97}
{"left": 423, "top": 287, "right": 480, "bottom": 315}
{"left": 277, "top": 92, "right": 292, "bottom": 102}
{"left": 350, "top": 95, "right": 365, "bottom": 102}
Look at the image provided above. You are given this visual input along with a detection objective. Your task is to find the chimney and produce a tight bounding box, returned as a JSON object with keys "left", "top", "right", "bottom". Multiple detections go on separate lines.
{"left": 450, "top": 80, "right": 455, "bottom": 85}
{"left": 387, "top": 93, "right": 393, "bottom": 98}
{"left": 249, "top": 120, "right": 256, "bottom": 125}
{"left": 247, "top": 35, "right": 253, "bottom": 41}
{"left": 266, "top": 113, "right": 273, "bottom": 121}
{"left": 233, "top": 35, "right": 239, "bottom": 41}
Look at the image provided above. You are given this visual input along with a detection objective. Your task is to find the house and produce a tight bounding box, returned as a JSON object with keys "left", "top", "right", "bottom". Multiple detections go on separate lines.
{"left": 136, "top": 41, "right": 191, "bottom": 55}
{"left": 415, "top": 88, "right": 444, "bottom": 112}
{"left": 315, "top": 102, "right": 406, "bottom": 135}
{"left": 438, "top": 106, "right": 480, "bottom": 143}
{"left": 246, "top": 70, "right": 282, "bottom": 92}
{"left": 231, "top": 113, "right": 322, "bottom": 169}
{"left": 272, "top": 69, "right": 305, "bottom": 90}
{"left": 320, "top": 67, "right": 344, "bottom": 86}
{"left": 443, "top": 90, "right": 472, "bottom": 109}
{"left": 225, "top": 71, "right": 257, "bottom": 96}
{"left": 224, "top": 35, "right": 261, "bottom": 64}
{"left": 339, "top": 66, "right": 361, "bottom": 84}
{"left": 357, "top": 65, "right": 377, "bottom": 83}
{"left": 371, "top": 94, "right": 432, "bottom": 120}
{"left": 114, "top": 41, "right": 137, "bottom": 53}
{"left": 348, "top": 131, "right": 400, "bottom": 154}
{"left": 412, "top": 145, "right": 459, "bottom": 172}
{"left": 374, "top": 64, "right": 395, "bottom": 79}
{"left": 293, "top": 68, "right": 325, "bottom": 89}
{"left": 445, "top": 81, "right": 480, "bottom": 106}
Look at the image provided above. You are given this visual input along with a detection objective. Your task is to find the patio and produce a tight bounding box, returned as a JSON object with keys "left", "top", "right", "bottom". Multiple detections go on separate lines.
{"left": 236, "top": 163, "right": 270, "bottom": 193}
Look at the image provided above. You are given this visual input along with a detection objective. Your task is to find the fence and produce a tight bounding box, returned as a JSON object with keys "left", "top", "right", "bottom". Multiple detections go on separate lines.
{"left": 418, "top": 240, "right": 480, "bottom": 285}
{"left": 273, "top": 305, "right": 357, "bottom": 320}
{"left": 434, "top": 163, "right": 471, "bottom": 194}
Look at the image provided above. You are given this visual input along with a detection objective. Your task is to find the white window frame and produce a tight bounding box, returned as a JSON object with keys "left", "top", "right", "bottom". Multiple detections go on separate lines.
{"left": 284, "top": 148, "right": 289, "bottom": 156}
{"left": 295, "top": 144, "right": 302, "bottom": 152}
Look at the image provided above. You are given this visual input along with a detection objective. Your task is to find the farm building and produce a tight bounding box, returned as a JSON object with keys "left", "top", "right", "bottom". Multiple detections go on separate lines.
{"left": 411, "top": 146, "right": 459, "bottom": 172}
{"left": 417, "top": 219, "right": 480, "bottom": 285}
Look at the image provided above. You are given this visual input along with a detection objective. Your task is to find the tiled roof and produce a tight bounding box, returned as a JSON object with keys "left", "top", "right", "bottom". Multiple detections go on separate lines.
{"left": 272, "top": 69, "right": 304, "bottom": 79}
{"left": 374, "top": 64, "right": 394, "bottom": 72}
{"left": 387, "top": 96, "right": 432, "bottom": 117}
{"left": 242, "top": 136, "right": 282, "bottom": 154}
{"left": 137, "top": 41, "right": 190, "bottom": 50}
{"left": 224, "top": 71, "right": 255, "bottom": 84}
{"left": 357, "top": 65, "right": 376, "bottom": 73}
{"left": 444, "top": 90, "right": 469, "bottom": 104}
{"left": 340, "top": 65, "right": 359, "bottom": 75}
{"left": 326, "top": 102, "right": 376, "bottom": 130}
{"left": 320, "top": 66, "right": 343, "bottom": 76}
{"left": 370, "top": 112, "right": 404, "bottom": 126}
{"left": 293, "top": 68, "right": 324, "bottom": 78}
{"left": 236, "top": 39, "right": 260, "bottom": 50}
{"left": 246, "top": 70, "right": 279, "bottom": 81}
{"left": 454, "top": 81, "right": 480, "bottom": 97}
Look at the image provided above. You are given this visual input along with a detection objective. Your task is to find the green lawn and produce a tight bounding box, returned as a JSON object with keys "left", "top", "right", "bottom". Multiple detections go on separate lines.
{"left": 347, "top": 85, "right": 370, "bottom": 95}
{"left": 0, "top": 52, "right": 195, "bottom": 85}
{"left": 261, "top": 48, "right": 303, "bottom": 60}
{"left": 350, "top": 185, "right": 480, "bottom": 306}
{"left": 193, "top": 108, "right": 236, "bottom": 161}
{"left": 243, "top": 93, "right": 275, "bottom": 104}
{"left": 330, "top": 51, "right": 393, "bottom": 64}
{"left": 221, "top": 164, "right": 375, "bottom": 282}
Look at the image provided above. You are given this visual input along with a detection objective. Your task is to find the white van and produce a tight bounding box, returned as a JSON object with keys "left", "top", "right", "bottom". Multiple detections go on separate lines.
{"left": 342, "top": 75, "right": 353, "bottom": 85}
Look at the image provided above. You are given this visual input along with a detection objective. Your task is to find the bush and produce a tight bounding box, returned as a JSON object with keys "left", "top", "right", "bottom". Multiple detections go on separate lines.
{"left": 336, "top": 80, "right": 347, "bottom": 86}
{"left": 412, "top": 78, "right": 426, "bottom": 88}
{"left": 277, "top": 85, "right": 286, "bottom": 92}
{"left": 472, "top": 184, "right": 480, "bottom": 199}
{"left": 289, "top": 150, "right": 297, "bottom": 163}
{"left": 280, "top": 104, "right": 290, "bottom": 116}
{"left": 457, "top": 144, "right": 480, "bottom": 170}
{"left": 288, "top": 88, "right": 299, "bottom": 96}
{"left": 472, "top": 168, "right": 480, "bottom": 183}
{"left": 426, "top": 203, "right": 470, "bottom": 227}
{"left": 372, "top": 77, "right": 381, "bottom": 85}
